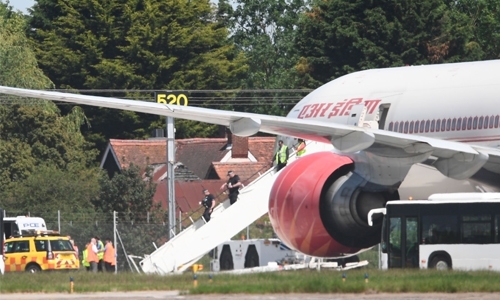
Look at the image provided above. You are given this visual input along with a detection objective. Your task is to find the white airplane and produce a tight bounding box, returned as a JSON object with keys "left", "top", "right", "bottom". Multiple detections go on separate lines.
{"left": 1, "top": 59, "right": 500, "bottom": 258}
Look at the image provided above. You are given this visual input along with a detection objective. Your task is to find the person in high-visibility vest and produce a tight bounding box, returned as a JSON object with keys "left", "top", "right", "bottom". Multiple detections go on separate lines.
{"left": 86, "top": 238, "right": 99, "bottom": 273}
{"left": 81, "top": 243, "right": 91, "bottom": 271}
{"left": 294, "top": 139, "right": 306, "bottom": 157}
{"left": 103, "top": 238, "right": 116, "bottom": 272}
{"left": 95, "top": 236, "right": 105, "bottom": 272}
{"left": 274, "top": 140, "right": 289, "bottom": 171}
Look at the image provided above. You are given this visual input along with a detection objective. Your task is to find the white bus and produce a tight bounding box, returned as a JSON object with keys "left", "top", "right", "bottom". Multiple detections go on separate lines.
{"left": 368, "top": 193, "right": 500, "bottom": 271}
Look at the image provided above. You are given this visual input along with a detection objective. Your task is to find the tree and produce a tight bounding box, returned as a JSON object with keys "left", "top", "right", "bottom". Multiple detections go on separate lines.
{"left": 0, "top": 164, "right": 99, "bottom": 215}
{"left": 230, "top": 0, "right": 306, "bottom": 90}
{"left": 92, "top": 164, "right": 157, "bottom": 222}
{"left": 451, "top": 0, "right": 500, "bottom": 60}
{"left": 226, "top": 0, "right": 307, "bottom": 116}
{"left": 28, "top": 0, "right": 247, "bottom": 148}
{"left": 294, "top": 0, "right": 477, "bottom": 86}
{"left": 0, "top": 3, "right": 98, "bottom": 194}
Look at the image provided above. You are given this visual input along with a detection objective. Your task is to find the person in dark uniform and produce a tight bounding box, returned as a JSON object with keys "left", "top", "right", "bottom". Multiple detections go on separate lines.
{"left": 220, "top": 170, "right": 242, "bottom": 205}
{"left": 201, "top": 189, "right": 216, "bottom": 222}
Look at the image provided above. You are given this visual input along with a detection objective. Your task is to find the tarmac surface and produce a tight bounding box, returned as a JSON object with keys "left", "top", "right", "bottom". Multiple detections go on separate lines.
{"left": 2, "top": 291, "right": 500, "bottom": 300}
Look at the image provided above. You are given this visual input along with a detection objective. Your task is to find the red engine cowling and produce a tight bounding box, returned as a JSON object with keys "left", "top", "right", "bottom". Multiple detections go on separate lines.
{"left": 269, "top": 151, "right": 393, "bottom": 257}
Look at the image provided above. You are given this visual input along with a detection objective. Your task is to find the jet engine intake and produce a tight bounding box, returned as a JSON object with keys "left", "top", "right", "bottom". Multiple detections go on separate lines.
{"left": 269, "top": 152, "right": 398, "bottom": 257}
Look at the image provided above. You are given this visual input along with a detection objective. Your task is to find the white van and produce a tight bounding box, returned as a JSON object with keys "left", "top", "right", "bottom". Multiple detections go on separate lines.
{"left": 3, "top": 216, "right": 47, "bottom": 238}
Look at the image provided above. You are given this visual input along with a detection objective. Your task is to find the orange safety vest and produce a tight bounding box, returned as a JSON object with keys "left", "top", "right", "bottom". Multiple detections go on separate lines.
{"left": 86, "top": 243, "right": 99, "bottom": 263}
{"left": 104, "top": 243, "right": 116, "bottom": 266}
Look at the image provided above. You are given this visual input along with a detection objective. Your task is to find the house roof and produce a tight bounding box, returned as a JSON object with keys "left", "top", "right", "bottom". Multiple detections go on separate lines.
{"left": 102, "top": 136, "right": 277, "bottom": 214}
{"left": 104, "top": 136, "right": 276, "bottom": 180}
{"left": 212, "top": 162, "right": 271, "bottom": 185}
{"left": 107, "top": 139, "right": 167, "bottom": 169}
{"left": 248, "top": 137, "right": 276, "bottom": 162}
{"left": 175, "top": 138, "right": 228, "bottom": 179}
{"left": 153, "top": 178, "right": 226, "bottom": 213}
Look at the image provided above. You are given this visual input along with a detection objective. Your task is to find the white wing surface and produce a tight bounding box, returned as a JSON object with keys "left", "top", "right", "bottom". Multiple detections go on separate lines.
{"left": 1, "top": 85, "right": 500, "bottom": 180}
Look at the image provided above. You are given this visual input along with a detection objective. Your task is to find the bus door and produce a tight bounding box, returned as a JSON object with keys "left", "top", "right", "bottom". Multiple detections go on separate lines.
{"left": 388, "top": 216, "right": 419, "bottom": 268}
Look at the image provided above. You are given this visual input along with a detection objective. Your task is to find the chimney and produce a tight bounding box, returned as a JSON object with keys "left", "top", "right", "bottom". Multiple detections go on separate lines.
{"left": 226, "top": 127, "right": 232, "bottom": 148}
{"left": 218, "top": 125, "right": 226, "bottom": 138}
{"left": 149, "top": 128, "right": 165, "bottom": 139}
{"left": 232, "top": 134, "right": 248, "bottom": 158}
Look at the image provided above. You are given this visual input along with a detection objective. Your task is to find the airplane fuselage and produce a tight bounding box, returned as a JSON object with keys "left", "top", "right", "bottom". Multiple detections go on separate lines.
{"left": 288, "top": 60, "right": 500, "bottom": 149}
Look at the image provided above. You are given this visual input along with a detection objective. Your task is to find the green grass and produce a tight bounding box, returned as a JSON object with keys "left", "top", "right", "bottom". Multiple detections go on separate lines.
{"left": 2, "top": 269, "right": 500, "bottom": 294}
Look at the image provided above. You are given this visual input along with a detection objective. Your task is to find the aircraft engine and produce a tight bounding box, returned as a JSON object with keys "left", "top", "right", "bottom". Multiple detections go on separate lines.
{"left": 268, "top": 152, "right": 398, "bottom": 257}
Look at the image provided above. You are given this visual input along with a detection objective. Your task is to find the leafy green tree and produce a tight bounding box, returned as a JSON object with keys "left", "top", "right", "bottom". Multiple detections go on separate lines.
{"left": 451, "top": 0, "right": 500, "bottom": 60}
{"left": 230, "top": 0, "right": 305, "bottom": 90}
{"left": 294, "top": 0, "right": 476, "bottom": 86}
{"left": 226, "top": 0, "right": 307, "bottom": 116}
{"left": 0, "top": 3, "right": 98, "bottom": 194}
{"left": 28, "top": 0, "right": 247, "bottom": 147}
{"left": 0, "top": 164, "right": 99, "bottom": 215}
{"left": 0, "top": 2, "right": 52, "bottom": 89}
{"left": 92, "top": 164, "right": 157, "bottom": 222}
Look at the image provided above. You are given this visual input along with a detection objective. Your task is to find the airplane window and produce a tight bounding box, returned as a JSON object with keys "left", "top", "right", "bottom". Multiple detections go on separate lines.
{"left": 478, "top": 116, "right": 484, "bottom": 129}
{"left": 420, "top": 120, "right": 425, "bottom": 133}
{"left": 394, "top": 121, "right": 398, "bottom": 132}
{"left": 415, "top": 121, "right": 420, "bottom": 133}
{"left": 496, "top": 116, "right": 499, "bottom": 128}
{"left": 467, "top": 117, "right": 472, "bottom": 130}
{"left": 456, "top": 118, "right": 461, "bottom": 131}
{"left": 425, "top": 120, "right": 430, "bottom": 132}
{"left": 489, "top": 115, "right": 494, "bottom": 128}
{"left": 399, "top": 122, "right": 404, "bottom": 133}
{"left": 463, "top": 117, "right": 468, "bottom": 130}
{"left": 404, "top": 121, "right": 409, "bottom": 133}
{"left": 436, "top": 119, "right": 441, "bottom": 132}
{"left": 452, "top": 118, "right": 456, "bottom": 131}
{"left": 430, "top": 120, "right": 435, "bottom": 132}
{"left": 446, "top": 119, "right": 451, "bottom": 131}
{"left": 485, "top": 116, "right": 489, "bottom": 129}
{"left": 409, "top": 121, "right": 414, "bottom": 133}
{"left": 388, "top": 122, "right": 393, "bottom": 131}
{"left": 441, "top": 119, "right": 446, "bottom": 131}
{"left": 473, "top": 117, "right": 478, "bottom": 129}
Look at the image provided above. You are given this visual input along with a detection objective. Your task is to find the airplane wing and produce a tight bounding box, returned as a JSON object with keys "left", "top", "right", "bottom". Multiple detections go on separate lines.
{"left": 0, "top": 85, "right": 497, "bottom": 180}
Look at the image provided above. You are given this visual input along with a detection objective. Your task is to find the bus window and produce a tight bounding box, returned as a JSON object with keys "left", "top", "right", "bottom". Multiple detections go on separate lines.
{"left": 422, "top": 215, "right": 458, "bottom": 244}
{"left": 405, "top": 217, "right": 419, "bottom": 268}
{"left": 389, "top": 217, "right": 402, "bottom": 268}
{"left": 381, "top": 217, "right": 388, "bottom": 253}
{"left": 462, "top": 215, "right": 492, "bottom": 244}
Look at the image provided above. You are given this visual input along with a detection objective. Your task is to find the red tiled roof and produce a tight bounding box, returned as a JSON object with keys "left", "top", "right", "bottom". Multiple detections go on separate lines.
{"left": 109, "top": 138, "right": 229, "bottom": 179}
{"left": 108, "top": 137, "right": 276, "bottom": 177}
{"left": 212, "top": 162, "right": 271, "bottom": 185}
{"left": 154, "top": 179, "right": 226, "bottom": 213}
{"left": 175, "top": 138, "right": 228, "bottom": 178}
{"left": 106, "top": 136, "right": 277, "bottom": 214}
{"left": 248, "top": 137, "right": 276, "bottom": 162}
{"left": 110, "top": 139, "right": 167, "bottom": 169}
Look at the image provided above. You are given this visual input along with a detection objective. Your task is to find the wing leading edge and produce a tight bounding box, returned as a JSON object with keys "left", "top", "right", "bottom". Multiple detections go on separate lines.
{"left": 0, "top": 85, "right": 497, "bottom": 180}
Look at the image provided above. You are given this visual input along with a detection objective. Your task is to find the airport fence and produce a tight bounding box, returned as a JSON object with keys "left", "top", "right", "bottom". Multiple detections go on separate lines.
{"left": 2, "top": 208, "right": 278, "bottom": 272}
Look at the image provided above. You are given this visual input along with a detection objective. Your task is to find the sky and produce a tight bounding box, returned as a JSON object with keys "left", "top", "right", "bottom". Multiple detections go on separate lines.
{"left": 7, "top": 0, "right": 35, "bottom": 14}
